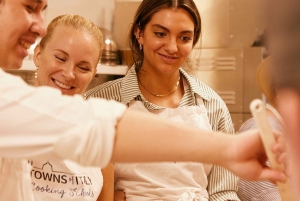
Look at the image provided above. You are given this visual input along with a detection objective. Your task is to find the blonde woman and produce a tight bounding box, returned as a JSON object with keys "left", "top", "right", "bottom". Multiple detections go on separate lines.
{"left": 32, "top": 14, "right": 113, "bottom": 201}
{"left": 237, "top": 57, "right": 288, "bottom": 201}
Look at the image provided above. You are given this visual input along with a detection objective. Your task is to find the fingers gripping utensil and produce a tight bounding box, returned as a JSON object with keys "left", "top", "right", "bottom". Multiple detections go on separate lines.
{"left": 250, "top": 99, "right": 291, "bottom": 201}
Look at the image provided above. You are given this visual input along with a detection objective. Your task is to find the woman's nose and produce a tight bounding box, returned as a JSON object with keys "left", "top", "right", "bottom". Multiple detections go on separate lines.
{"left": 62, "top": 65, "right": 76, "bottom": 80}
{"left": 164, "top": 38, "right": 178, "bottom": 53}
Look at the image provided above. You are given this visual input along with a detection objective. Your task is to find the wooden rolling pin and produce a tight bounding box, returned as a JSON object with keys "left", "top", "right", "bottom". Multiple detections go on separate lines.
{"left": 250, "top": 99, "right": 291, "bottom": 201}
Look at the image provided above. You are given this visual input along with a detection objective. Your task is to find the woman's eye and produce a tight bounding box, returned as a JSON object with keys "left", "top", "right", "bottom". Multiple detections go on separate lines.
{"left": 181, "top": 36, "right": 192, "bottom": 42}
{"left": 154, "top": 32, "right": 166, "bottom": 37}
{"left": 26, "top": 5, "right": 36, "bottom": 13}
{"left": 55, "top": 55, "right": 66, "bottom": 62}
{"left": 78, "top": 66, "right": 89, "bottom": 72}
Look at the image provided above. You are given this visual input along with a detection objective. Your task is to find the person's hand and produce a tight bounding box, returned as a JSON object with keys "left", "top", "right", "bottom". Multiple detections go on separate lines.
{"left": 273, "top": 132, "right": 292, "bottom": 177}
{"left": 114, "top": 190, "right": 126, "bottom": 201}
{"left": 222, "top": 129, "right": 287, "bottom": 182}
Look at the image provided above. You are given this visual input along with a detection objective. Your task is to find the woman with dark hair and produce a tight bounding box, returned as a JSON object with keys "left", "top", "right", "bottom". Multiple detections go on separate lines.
{"left": 85, "top": 0, "right": 240, "bottom": 200}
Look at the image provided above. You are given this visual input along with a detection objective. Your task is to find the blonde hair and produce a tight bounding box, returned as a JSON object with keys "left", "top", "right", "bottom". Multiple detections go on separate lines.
{"left": 256, "top": 56, "right": 277, "bottom": 106}
{"left": 39, "top": 14, "right": 103, "bottom": 62}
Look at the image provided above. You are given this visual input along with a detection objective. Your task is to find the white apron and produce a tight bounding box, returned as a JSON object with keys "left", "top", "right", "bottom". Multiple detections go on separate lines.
{"left": 115, "top": 95, "right": 213, "bottom": 201}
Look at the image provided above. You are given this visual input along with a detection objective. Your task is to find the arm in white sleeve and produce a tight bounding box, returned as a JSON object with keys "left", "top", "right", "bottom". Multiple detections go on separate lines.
{"left": 0, "top": 70, "right": 288, "bottom": 183}
{"left": 0, "top": 70, "right": 126, "bottom": 168}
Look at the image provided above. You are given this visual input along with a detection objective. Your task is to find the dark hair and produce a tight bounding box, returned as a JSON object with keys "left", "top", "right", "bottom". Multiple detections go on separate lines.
{"left": 127, "top": 0, "right": 201, "bottom": 70}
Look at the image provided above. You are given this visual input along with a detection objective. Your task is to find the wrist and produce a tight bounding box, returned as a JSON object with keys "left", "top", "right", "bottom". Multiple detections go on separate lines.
{"left": 211, "top": 132, "right": 233, "bottom": 167}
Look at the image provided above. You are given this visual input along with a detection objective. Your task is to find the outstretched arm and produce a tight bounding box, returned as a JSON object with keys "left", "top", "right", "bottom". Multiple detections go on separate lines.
{"left": 112, "top": 109, "right": 286, "bottom": 182}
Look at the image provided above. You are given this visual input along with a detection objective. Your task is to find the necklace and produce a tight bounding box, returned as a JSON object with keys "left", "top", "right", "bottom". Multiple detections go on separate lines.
{"left": 138, "top": 75, "right": 181, "bottom": 97}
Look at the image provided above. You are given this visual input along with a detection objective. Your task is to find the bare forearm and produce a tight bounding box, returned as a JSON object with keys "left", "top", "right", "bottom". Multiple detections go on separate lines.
{"left": 111, "top": 109, "right": 228, "bottom": 164}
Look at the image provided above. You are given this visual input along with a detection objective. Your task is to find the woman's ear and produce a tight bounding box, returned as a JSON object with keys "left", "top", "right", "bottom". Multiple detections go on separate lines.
{"left": 134, "top": 24, "right": 143, "bottom": 44}
{"left": 33, "top": 44, "right": 41, "bottom": 68}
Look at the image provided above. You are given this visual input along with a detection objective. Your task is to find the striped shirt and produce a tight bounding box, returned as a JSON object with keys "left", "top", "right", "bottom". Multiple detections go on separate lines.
{"left": 237, "top": 118, "right": 282, "bottom": 201}
{"left": 84, "top": 66, "right": 240, "bottom": 201}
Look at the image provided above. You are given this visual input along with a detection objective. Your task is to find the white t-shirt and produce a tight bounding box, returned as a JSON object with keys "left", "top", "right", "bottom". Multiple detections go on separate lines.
{"left": 0, "top": 69, "right": 127, "bottom": 200}
{"left": 30, "top": 160, "right": 103, "bottom": 201}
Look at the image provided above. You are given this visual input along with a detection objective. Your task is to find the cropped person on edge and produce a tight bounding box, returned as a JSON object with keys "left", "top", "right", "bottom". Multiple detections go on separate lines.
{"left": 85, "top": 0, "right": 240, "bottom": 200}
{"left": 266, "top": 0, "right": 300, "bottom": 198}
{"left": 32, "top": 14, "right": 113, "bottom": 201}
{"left": 237, "top": 57, "right": 284, "bottom": 201}
{"left": 0, "top": 0, "right": 287, "bottom": 200}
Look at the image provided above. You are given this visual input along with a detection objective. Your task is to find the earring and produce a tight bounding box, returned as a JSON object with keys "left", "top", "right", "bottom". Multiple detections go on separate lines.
{"left": 35, "top": 66, "right": 39, "bottom": 79}
{"left": 139, "top": 43, "right": 143, "bottom": 51}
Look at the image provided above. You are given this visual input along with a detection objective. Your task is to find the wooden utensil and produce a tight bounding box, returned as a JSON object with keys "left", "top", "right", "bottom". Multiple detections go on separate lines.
{"left": 250, "top": 99, "right": 291, "bottom": 201}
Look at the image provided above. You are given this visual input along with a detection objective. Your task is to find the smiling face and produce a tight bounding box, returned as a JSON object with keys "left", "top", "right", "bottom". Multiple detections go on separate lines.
{"left": 0, "top": 0, "right": 47, "bottom": 69}
{"left": 135, "top": 8, "right": 194, "bottom": 75}
{"left": 34, "top": 25, "right": 99, "bottom": 95}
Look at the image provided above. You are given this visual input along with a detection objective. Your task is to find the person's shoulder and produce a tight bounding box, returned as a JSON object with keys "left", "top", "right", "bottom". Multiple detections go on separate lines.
{"left": 84, "top": 77, "right": 123, "bottom": 99}
{"left": 238, "top": 116, "right": 283, "bottom": 134}
{"left": 238, "top": 118, "right": 257, "bottom": 132}
{"left": 181, "top": 70, "right": 217, "bottom": 97}
{"left": 0, "top": 69, "right": 26, "bottom": 84}
{"left": 189, "top": 74, "right": 223, "bottom": 99}
{"left": 238, "top": 178, "right": 280, "bottom": 201}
